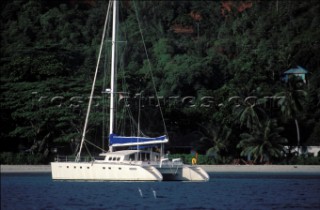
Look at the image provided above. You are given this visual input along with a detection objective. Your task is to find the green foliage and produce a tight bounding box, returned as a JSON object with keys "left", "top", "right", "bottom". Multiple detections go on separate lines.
{"left": 168, "top": 153, "right": 216, "bottom": 165}
{"left": 237, "top": 120, "right": 288, "bottom": 163}
{"left": 283, "top": 156, "right": 320, "bottom": 165}
{"left": 276, "top": 78, "right": 308, "bottom": 121}
{"left": 1, "top": 1, "right": 319, "bottom": 164}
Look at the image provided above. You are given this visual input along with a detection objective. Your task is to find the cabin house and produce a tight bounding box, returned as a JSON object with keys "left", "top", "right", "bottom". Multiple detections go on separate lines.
{"left": 282, "top": 66, "right": 308, "bottom": 83}
{"left": 285, "top": 146, "right": 320, "bottom": 157}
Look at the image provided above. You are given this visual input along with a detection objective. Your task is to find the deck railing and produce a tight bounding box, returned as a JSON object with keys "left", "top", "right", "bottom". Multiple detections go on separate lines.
{"left": 54, "top": 155, "right": 98, "bottom": 162}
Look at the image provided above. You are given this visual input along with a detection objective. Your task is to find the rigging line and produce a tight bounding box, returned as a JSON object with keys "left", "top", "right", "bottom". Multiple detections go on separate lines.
{"left": 85, "top": 139, "right": 107, "bottom": 153}
{"left": 76, "top": 0, "right": 112, "bottom": 162}
{"left": 83, "top": 142, "right": 92, "bottom": 159}
{"left": 132, "top": 0, "right": 168, "bottom": 135}
{"left": 102, "top": 12, "right": 113, "bottom": 150}
{"left": 116, "top": 41, "right": 128, "bottom": 135}
{"left": 119, "top": 3, "right": 144, "bottom": 137}
{"left": 117, "top": 36, "right": 140, "bottom": 137}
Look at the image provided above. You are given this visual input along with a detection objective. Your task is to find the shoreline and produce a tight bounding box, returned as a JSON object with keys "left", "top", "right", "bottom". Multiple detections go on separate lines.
{"left": 1, "top": 165, "right": 51, "bottom": 173}
{"left": 201, "top": 165, "right": 320, "bottom": 173}
{"left": 1, "top": 164, "right": 320, "bottom": 174}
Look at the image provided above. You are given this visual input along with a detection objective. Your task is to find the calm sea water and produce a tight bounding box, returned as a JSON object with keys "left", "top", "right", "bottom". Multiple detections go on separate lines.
{"left": 1, "top": 172, "right": 320, "bottom": 210}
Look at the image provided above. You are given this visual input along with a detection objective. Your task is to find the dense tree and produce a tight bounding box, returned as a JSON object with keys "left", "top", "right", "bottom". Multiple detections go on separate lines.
{"left": 237, "top": 119, "right": 287, "bottom": 163}
{"left": 275, "top": 78, "right": 307, "bottom": 148}
{"left": 1, "top": 1, "right": 319, "bottom": 163}
{"left": 199, "top": 123, "right": 232, "bottom": 163}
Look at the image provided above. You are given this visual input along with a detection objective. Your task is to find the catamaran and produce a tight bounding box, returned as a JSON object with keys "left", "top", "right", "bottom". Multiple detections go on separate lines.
{"left": 51, "top": 0, "right": 209, "bottom": 181}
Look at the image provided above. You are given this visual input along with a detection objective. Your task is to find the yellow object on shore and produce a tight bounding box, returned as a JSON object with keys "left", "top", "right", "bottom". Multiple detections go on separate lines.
{"left": 192, "top": 158, "right": 197, "bottom": 165}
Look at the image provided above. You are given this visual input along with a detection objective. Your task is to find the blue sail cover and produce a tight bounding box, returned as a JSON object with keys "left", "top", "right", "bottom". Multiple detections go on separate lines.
{"left": 110, "top": 134, "right": 168, "bottom": 147}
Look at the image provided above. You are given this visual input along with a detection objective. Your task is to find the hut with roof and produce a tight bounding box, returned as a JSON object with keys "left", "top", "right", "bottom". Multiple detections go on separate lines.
{"left": 282, "top": 66, "right": 308, "bottom": 83}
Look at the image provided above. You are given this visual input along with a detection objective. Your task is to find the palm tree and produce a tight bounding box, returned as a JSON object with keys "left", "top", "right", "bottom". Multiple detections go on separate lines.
{"left": 276, "top": 78, "right": 307, "bottom": 151}
{"left": 237, "top": 119, "right": 287, "bottom": 163}
{"left": 233, "top": 101, "right": 266, "bottom": 131}
{"left": 199, "top": 124, "right": 231, "bottom": 163}
{"left": 232, "top": 87, "right": 267, "bottom": 131}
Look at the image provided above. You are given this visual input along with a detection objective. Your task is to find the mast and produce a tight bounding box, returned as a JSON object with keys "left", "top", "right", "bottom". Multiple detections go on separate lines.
{"left": 75, "top": 1, "right": 112, "bottom": 162}
{"left": 109, "top": 0, "right": 118, "bottom": 152}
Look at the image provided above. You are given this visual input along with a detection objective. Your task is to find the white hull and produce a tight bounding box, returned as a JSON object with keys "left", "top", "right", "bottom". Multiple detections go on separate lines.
{"left": 156, "top": 165, "right": 210, "bottom": 181}
{"left": 51, "top": 162, "right": 162, "bottom": 181}
{"left": 52, "top": 150, "right": 209, "bottom": 181}
{"left": 51, "top": 160, "right": 209, "bottom": 181}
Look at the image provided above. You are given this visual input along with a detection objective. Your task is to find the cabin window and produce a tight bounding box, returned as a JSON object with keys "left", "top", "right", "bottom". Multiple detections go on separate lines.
{"left": 119, "top": 167, "right": 122, "bottom": 170}
{"left": 129, "top": 154, "right": 135, "bottom": 161}
{"left": 140, "top": 152, "right": 150, "bottom": 161}
{"left": 87, "top": 167, "right": 90, "bottom": 169}
{"left": 108, "top": 157, "right": 112, "bottom": 161}
{"left": 117, "top": 157, "right": 120, "bottom": 161}
{"left": 80, "top": 166, "right": 82, "bottom": 169}
{"left": 95, "top": 156, "right": 105, "bottom": 160}
{"left": 103, "top": 167, "right": 106, "bottom": 170}
{"left": 113, "top": 157, "right": 116, "bottom": 161}
{"left": 108, "top": 167, "right": 111, "bottom": 170}
{"left": 67, "top": 166, "right": 69, "bottom": 168}
{"left": 145, "top": 153, "right": 150, "bottom": 161}
{"left": 74, "top": 166, "right": 76, "bottom": 169}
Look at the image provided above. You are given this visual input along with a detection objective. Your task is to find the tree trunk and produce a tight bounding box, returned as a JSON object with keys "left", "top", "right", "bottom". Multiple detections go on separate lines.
{"left": 294, "top": 119, "right": 300, "bottom": 154}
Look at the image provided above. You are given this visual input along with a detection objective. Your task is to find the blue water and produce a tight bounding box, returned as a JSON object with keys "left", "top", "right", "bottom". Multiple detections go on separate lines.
{"left": 1, "top": 172, "right": 320, "bottom": 210}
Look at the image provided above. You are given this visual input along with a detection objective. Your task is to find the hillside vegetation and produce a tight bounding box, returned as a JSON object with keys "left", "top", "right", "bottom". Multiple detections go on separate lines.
{"left": 1, "top": 0, "right": 319, "bottom": 164}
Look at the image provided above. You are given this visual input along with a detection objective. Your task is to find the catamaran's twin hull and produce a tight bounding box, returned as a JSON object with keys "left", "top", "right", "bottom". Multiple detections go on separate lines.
{"left": 157, "top": 165, "right": 210, "bottom": 181}
{"left": 51, "top": 162, "right": 209, "bottom": 181}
